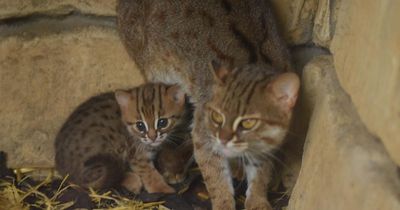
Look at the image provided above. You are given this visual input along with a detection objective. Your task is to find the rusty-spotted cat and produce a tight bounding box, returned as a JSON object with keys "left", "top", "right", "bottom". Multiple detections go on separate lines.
{"left": 117, "top": 1, "right": 299, "bottom": 209}
{"left": 55, "top": 83, "right": 193, "bottom": 194}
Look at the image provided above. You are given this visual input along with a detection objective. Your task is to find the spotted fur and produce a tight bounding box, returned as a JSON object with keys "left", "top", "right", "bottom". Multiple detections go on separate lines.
{"left": 55, "top": 83, "right": 192, "bottom": 193}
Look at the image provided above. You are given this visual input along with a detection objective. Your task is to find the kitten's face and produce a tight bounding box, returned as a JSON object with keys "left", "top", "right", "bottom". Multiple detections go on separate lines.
{"left": 206, "top": 64, "right": 299, "bottom": 159}
{"left": 115, "top": 84, "right": 185, "bottom": 147}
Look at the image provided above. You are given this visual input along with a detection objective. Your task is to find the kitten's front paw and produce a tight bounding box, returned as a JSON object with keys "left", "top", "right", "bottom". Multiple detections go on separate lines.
{"left": 162, "top": 171, "right": 186, "bottom": 184}
{"left": 121, "top": 172, "right": 143, "bottom": 194}
{"left": 145, "top": 180, "right": 176, "bottom": 194}
{"left": 245, "top": 195, "right": 273, "bottom": 210}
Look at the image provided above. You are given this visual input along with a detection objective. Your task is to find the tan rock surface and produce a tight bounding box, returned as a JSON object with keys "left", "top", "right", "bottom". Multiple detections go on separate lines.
{"left": 288, "top": 56, "right": 400, "bottom": 210}
{"left": 312, "top": 0, "right": 340, "bottom": 48}
{"left": 271, "top": 0, "right": 317, "bottom": 45}
{"left": 0, "top": 23, "right": 143, "bottom": 168}
{"left": 0, "top": 0, "right": 117, "bottom": 19}
{"left": 271, "top": 0, "right": 339, "bottom": 46}
{"left": 331, "top": 0, "right": 400, "bottom": 165}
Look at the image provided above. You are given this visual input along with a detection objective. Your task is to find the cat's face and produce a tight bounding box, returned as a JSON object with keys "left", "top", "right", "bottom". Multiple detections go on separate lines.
{"left": 206, "top": 63, "right": 300, "bottom": 159}
{"left": 115, "top": 84, "right": 185, "bottom": 147}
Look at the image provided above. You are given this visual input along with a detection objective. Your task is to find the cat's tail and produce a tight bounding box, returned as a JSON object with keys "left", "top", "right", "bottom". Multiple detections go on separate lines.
{"left": 79, "top": 154, "right": 126, "bottom": 190}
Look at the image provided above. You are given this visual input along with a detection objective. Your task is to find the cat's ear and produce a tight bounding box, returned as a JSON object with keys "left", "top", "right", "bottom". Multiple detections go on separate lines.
{"left": 210, "top": 60, "right": 230, "bottom": 84}
{"left": 115, "top": 90, "right": 134, "bottom": 110}
{"left": 267, "top": 72, "right": 300, "bottom": 110}
{"left": 166, "top": 85, "right": 185, "bottom": 106}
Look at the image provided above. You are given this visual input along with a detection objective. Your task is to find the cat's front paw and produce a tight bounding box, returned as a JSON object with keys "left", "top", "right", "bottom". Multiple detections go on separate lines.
{"left": 212, "top": 198, "right": 235, "bottom": 210}
{"left": 145, "top": 180, "right": 176, "bottom": 194}
{"left": 245, "top": 195, "right": 273, "bottom": 210}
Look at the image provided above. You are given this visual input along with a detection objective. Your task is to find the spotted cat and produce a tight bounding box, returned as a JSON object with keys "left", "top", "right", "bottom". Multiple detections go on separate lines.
{"left": 55, "top": 83, "right": 193, "bottom": 194}
{"left": 117, "top": 0, "right": 299, "bottom": 209}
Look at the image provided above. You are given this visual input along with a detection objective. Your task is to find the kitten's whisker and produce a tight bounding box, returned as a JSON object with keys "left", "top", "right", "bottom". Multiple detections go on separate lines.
{"left": 165, "top": 138, "right": 180, "bottom": 146}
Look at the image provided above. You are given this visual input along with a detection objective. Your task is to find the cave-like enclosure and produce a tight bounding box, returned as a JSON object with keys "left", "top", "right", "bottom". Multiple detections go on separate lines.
{"left": 0, "top": 0, "right": 399, "bottom": 209}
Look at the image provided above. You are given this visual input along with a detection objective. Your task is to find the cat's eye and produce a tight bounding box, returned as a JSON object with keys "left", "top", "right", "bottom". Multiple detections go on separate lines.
{"left": 136, "top": 121, "right": 146, "bottom": 132}
{"left": 211, "top": 111, "right": 224, "bottom": 125}
{"left": 240, "top": 119, "right": 257, "bottom": 130}
{"left": 157, "top": 118, "right": 169, "bottom": 129}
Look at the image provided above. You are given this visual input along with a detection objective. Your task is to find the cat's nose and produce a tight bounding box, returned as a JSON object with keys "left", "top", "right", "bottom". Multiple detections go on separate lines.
{"left": 219, "top": 129, "right": 233, "bottom": 145}
{"left": 148, "top": 130, "right": 157, "bottom": 141}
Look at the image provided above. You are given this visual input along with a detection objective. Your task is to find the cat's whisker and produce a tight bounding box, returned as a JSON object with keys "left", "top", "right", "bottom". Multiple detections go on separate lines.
{"left": 247, "top": 148, "right": 290, "bottom": 170}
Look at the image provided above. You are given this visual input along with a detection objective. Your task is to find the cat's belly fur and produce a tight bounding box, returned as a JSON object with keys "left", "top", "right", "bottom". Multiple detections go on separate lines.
{"left": 117, "top": 0, "right": 266, "bottom": 100}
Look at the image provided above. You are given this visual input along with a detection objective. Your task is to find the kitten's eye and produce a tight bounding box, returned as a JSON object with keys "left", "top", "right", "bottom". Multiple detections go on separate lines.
{"left": 240, "top": 119, "right": 257, "bottom": 130}
{"left": 136, "top": 121, "right": 146, "bottom": 132}
{"left": 211, "top": 111, "right": 224, "bottom": 125}
{"left": 157, "top": 118, "right": 169, "bottom": 129}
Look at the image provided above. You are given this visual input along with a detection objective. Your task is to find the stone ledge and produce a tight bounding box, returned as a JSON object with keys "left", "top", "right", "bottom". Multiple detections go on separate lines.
{"left": 0, "top": 0, "right": 117, "bottom": 20}
{"left": 288, "top": 56, "right": 400, "bottom": 210}
{"left": 0, "top": 13, "right": 115, "bottom": 38}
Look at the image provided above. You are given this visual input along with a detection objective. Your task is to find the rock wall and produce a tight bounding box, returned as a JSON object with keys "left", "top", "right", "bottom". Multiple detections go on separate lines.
{"left": 288, "top": 56, "right": 400, "bottom": 210}
{"left": 331, "top": 0, "right": 400, "bottom": 165}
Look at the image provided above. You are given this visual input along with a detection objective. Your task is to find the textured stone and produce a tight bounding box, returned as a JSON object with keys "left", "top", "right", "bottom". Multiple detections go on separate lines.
{"left": 331, "top": 0, "right": 400, "bottom": 165}
{"left": 288, "top": 56, "right": 400, "bottom": 210}
{"left": 312, "top": 0, "right": 340, "bottom": 47}
{"left": 271, "top": 0, "right": 317, "bottom": 45}
{"left": 0, "top": 0, "right": 116, "bottom": 20}
{"left": 271, "top": 0, "right": 339, "bottom": 47}
{"left": 0, "top": 23, "right": 143, "bottom": 168}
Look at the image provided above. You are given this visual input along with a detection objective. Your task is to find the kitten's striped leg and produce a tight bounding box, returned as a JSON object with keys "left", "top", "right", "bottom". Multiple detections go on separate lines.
{"left": 244, "top": 160, "right": 274, "bottom": 210}
{"left": 121, "top": 171, "right": 143, "bottom": 194}
{"left": 129, "top": 153, "right": 175, "bottom": 194}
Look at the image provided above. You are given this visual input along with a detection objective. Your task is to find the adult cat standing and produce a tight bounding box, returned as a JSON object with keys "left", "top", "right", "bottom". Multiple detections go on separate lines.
{"left": 117, "top": 1, "right": 299, "bottom": 209}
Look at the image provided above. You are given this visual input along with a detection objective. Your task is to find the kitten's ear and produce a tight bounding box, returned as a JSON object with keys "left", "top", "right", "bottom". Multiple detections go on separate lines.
{"left": 210, "top": 60, "right": 230, "bottom": 84}
{"left": 267, "top": 72, "right": 300, "bottom": 110}
{"left": 115, "top": 90, "right": 133, "bottom": 110}
{"left": 166, "top": 85, "right": 185, "bottom": 106}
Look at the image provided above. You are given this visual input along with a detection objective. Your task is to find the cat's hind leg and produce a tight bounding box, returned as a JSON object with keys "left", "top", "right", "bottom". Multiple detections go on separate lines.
{"left": 79, "top": 154, "right": 125, "bottom": 190}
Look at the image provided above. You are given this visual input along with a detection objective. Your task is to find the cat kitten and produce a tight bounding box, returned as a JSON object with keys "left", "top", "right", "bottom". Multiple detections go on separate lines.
{"left": 117, "top": 0, "right": 299, "bottom": 209}
{"left": 156, "top": 138, "right": 193, "bottom": 184}
{"left": 55, "top": 83, "right": 192, "bottom": 194}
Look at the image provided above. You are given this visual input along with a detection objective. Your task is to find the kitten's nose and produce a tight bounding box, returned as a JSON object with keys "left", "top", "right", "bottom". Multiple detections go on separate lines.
{"left": 148, "top": 130, "right": 157, "bottom": 141}
{"left": 219, "top": 129, "right": 233, "bottom": 145}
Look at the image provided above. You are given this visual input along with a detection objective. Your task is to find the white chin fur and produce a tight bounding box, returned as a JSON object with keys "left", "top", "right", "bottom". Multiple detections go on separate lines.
{"left": 150, "top": 142, "right": 162, "bottom": 147}
{"left": 218, "top": 145, "right": 246, "bottom": 158}
{"left": 142, "top": 136, "right": 164, "bottom": 147}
